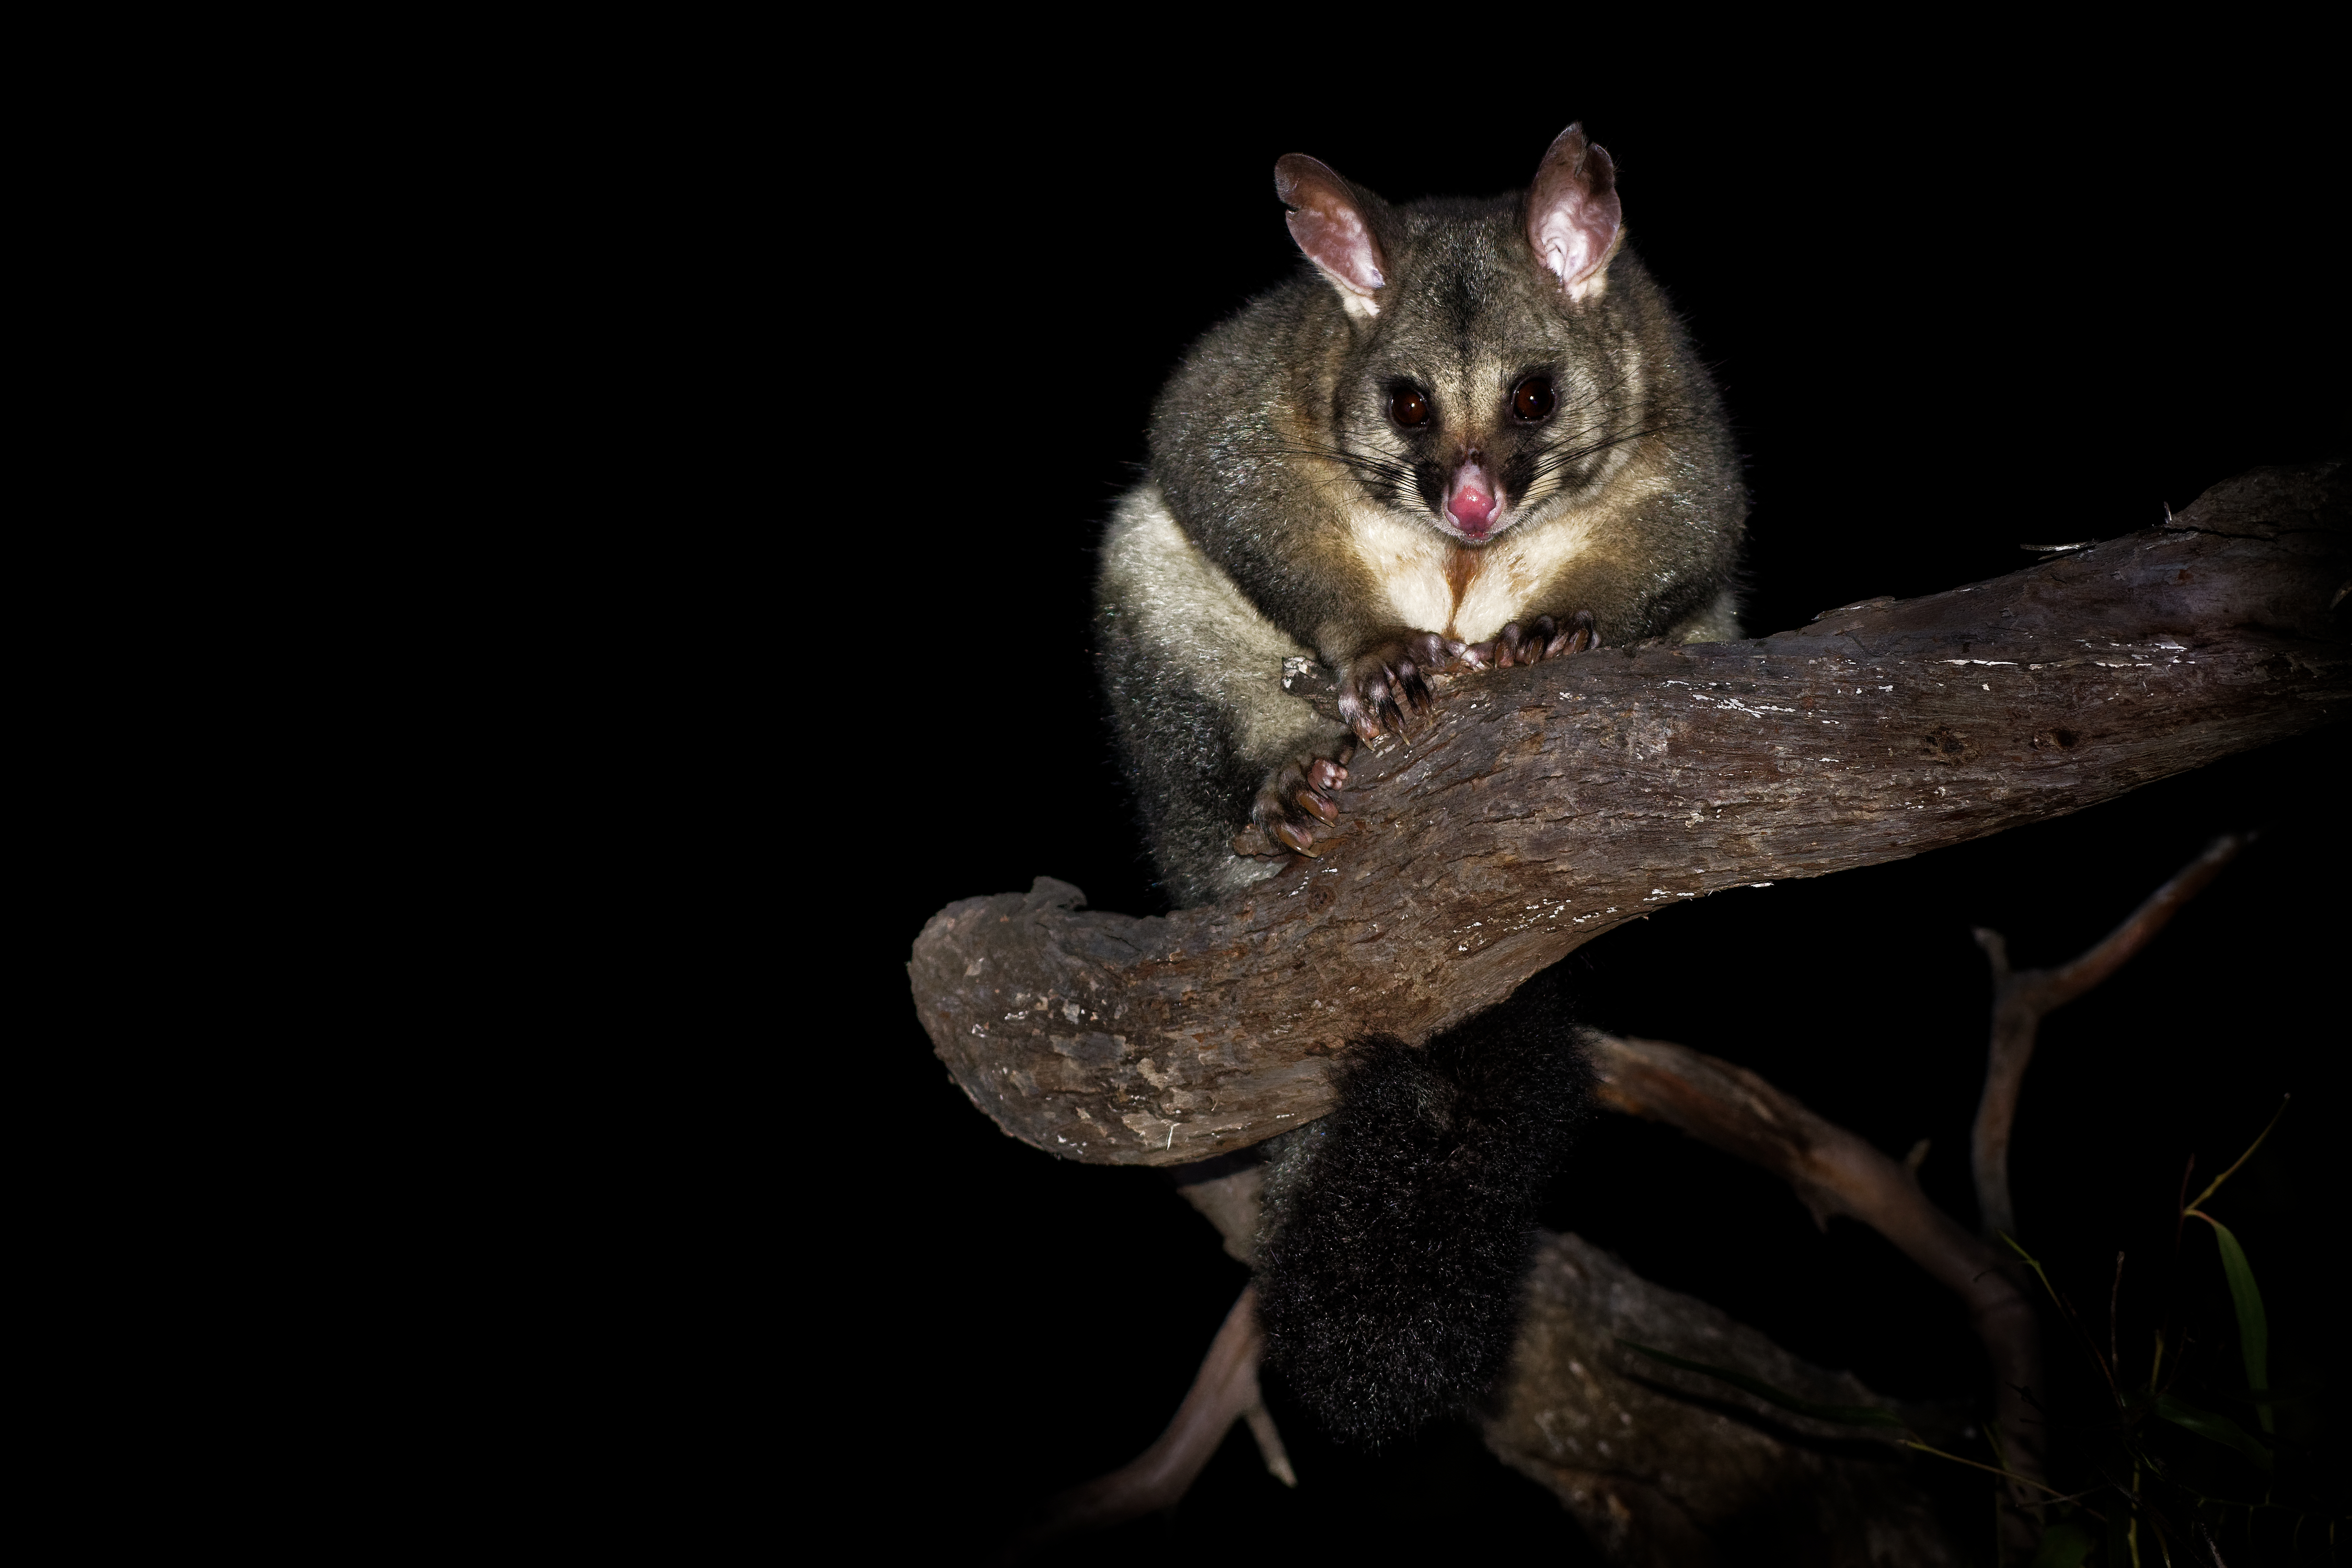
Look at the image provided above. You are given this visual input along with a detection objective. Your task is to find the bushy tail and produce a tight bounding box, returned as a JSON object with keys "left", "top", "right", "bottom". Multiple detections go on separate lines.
{"left": 1254, "top": 979, "right": 1594, "bottom": 1445}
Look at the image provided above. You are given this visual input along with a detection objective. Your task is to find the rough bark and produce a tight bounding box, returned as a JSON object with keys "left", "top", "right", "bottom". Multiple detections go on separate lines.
{"left": 1488, "top": 1233, "right": 1964, "bottom": 1568}
{"left": 910, "top": 464, "right": 2347, "bottom": 1167}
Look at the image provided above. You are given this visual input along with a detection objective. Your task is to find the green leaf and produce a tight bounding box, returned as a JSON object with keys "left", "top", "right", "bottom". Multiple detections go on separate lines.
{"left": 2188, "top": 1212, "right": 2273, "bottom": 1434}
{"left": 1616, "top": 1340, "right": 1908, "bottom": 1429}
{"left": 2154, "top": 1392, "right": 2273, "bottom": 1469}
{"left": 2030, "top": 1521, "right": 2096, "bottom": 1568}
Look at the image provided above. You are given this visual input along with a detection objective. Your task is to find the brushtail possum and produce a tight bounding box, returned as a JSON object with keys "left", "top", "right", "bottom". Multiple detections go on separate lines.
{"left": 1096, "top": 124, "right": 1746, "bottom": 1440}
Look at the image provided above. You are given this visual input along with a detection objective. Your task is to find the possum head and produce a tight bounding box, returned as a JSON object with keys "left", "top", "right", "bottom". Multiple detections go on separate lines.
{"left": 1276, "top": 125, "right": 1635, "bottom": 547}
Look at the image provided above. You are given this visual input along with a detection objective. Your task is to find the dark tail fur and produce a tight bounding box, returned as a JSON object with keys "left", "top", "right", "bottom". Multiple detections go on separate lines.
{"left": 1254, "top": 978, "right": 1594, "bottom": 1445}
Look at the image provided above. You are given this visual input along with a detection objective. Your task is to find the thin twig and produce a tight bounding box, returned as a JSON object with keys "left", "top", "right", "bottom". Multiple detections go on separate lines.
{"left": 2183, "top": 1097, "right": 2289, "bottom": 1216}
{"left": 1901, "top": 1440, "right": 2070, "bottom": 1497}
{"left": 1002, "top": 1286, "right": 1291, "bottom": 1559}
{"left": 2110, "top": 1252, "right": 2125, "bottom": 1405}
{"left": 1971, "top": 834, "right": 2249, "bottom": 1240}
{"left": 2004, "top": 1233, "right": 2124, "bottom": 1412}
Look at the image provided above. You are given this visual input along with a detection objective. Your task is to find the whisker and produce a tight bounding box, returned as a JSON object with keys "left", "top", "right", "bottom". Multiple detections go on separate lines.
{"left": 1227, "top": 438, "right": 1421, "bottom": 492}
{"left": 1228, "top": 401, "right": 1689, "bottom": 517}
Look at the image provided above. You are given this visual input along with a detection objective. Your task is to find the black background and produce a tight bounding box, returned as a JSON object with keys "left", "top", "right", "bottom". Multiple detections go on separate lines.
{"left": 812, "top": 57, "right": 2347, "bottom": 1561}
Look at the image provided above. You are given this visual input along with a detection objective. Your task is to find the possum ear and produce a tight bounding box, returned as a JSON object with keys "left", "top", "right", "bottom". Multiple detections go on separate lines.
{"left": 1275, "top": 154, "right": 1388, "bottom": 320}
{"left": 1526, "top": 123, "right": 1622, "bottom": 302}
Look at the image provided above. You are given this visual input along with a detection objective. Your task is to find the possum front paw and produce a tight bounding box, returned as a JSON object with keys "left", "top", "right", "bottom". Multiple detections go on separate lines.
{"left": 1460, "top": 609, "right": 1599, "bottom": 670}
{"left": 1235, "top": 737, "right": 1359, "bottom": 859}
{"left": 1335, "top": 631, "right": 1459, "bottom": 744}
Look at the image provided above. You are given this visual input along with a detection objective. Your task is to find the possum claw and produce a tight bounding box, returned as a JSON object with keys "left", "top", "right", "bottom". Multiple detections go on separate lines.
{"left": 1546, "top": 609, "right": 1600, "bottom": 656}
{"left": 1247, "top": 737, "right": 1357, "bottom": 859}
{"left": 1338, "top": 631, "right": 1450, "bottom": 741}
{"left": 1469, "top": 610, "right": 1600, "bottom": 668}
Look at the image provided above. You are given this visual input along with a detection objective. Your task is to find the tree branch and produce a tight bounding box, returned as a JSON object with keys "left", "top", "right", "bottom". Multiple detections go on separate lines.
{"left": 912, "top": 464, "right": 2347, "bottom": 1167}
{"left": 1969, "top": 833, "right": 2247, "bottom": 1240}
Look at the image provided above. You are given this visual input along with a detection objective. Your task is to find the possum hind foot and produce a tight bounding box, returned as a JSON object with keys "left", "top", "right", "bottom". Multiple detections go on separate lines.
{"left": 1236, "top": 739, "right": 1358, "bottom": 858}
{"left": 1336, "top": 630, "right": 1459, "bottom": 744}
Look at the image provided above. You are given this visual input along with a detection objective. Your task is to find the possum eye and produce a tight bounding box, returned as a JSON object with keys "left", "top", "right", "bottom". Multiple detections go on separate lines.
{"left": 1513, "top": 376, "right": 1556, "bottom": 421}
{"left": 1389, "top": 388, "right": 1431, "bottom": 428}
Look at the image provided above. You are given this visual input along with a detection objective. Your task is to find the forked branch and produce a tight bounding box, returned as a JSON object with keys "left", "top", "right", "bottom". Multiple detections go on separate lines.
{"left": 1970, "top": 833, "right": 2248, "bottom": 1241}
{"left": 1002, "top": 1285, "right": 1291, "bottom": 1561}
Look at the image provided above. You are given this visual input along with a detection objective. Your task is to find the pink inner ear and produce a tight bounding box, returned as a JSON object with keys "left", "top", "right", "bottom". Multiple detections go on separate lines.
{"left": 1526, "top": 126, "right": 1621, "bottom": 293}
{"left": 1275, "top": 154, "right": 1386, "bottom": 296}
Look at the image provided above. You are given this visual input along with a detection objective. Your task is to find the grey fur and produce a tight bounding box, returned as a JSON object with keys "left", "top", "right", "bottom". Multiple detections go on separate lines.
{"left": 1098, "top": 145, "right": 1746, "bottom": 907}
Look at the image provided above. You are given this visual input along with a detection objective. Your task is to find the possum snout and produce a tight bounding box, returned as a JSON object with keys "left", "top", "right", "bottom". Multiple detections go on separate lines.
{"left": 1447, "top": 456, "right": 1500, "bottom": 537}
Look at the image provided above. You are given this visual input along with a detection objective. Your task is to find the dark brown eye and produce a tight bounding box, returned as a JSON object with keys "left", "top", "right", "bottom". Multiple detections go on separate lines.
{"left": 1390, "top": 388, "right": 1431, "bottom": 427}
{"left": 1513, "top": 376, "right": 1556, "bottom": 421}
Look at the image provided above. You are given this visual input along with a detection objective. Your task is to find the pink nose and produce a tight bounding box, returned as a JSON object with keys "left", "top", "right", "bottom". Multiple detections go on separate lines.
{"left": 1448, "top": 480, "right": 1496, "bottom": 533}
